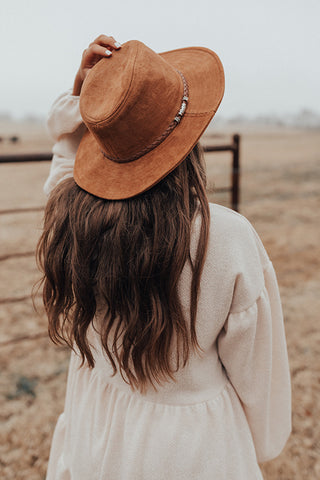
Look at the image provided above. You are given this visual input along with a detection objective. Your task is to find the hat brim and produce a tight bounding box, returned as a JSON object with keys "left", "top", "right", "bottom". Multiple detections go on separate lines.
{"left": 74, "top": 46, "right": 224, "bottom": 200}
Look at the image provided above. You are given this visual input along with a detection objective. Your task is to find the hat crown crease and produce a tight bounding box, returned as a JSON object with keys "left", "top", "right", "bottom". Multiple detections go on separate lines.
{"left": 80, "top": 40, "right": 185, "bottom": 163}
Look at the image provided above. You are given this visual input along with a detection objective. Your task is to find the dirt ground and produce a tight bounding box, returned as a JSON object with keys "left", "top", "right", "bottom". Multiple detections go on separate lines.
{"left": 0, "top": 122, "right": 319, "bottom": 479}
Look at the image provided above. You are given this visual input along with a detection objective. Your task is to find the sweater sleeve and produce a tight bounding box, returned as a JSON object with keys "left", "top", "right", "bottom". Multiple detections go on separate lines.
{"left": 44, "top": 89, "right": 86, "bottom": 196}
{"left": 217, "top": 221, "right": 291, "bottom": 463}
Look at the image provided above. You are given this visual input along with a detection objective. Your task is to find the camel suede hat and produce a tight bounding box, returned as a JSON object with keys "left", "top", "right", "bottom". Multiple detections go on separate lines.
{"left": 74, "top": 40, "right": 225, "bottom": 199}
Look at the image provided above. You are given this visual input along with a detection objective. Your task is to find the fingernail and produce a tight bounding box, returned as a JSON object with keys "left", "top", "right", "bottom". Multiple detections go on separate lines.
{"left": 105, "top": 49, "right": 112, "bottom": 56}
{"left": 114, "top": 42, "right": 122, "bottom": 48}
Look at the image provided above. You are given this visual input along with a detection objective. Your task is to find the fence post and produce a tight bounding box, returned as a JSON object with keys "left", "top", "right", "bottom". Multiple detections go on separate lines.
{"left": 232, "top": 134, "right": 240, "bottom": 212}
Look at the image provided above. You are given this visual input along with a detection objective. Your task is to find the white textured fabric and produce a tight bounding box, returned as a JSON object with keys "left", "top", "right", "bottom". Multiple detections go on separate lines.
{"left": 44, "top": 89, "right": 86, "bottom": 196}
{"left": 45, "top": 91, "right": 291, "bottom": 480}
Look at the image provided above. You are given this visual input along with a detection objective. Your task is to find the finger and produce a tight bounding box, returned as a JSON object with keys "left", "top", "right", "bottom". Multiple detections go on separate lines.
{"left": 85, "top": 43, "right": 113, "bottom": 61}
{"left": 93, "top": 34, "right": 121, "bottom": 50}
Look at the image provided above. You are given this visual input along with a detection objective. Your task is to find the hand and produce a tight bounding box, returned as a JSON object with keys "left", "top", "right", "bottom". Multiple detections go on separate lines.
{"left": 72, "top": 35, "right": 121, "bottom": 96}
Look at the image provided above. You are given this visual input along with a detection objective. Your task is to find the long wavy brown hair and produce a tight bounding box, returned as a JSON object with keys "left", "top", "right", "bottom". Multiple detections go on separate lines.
{"left": 36, "top": 143, "right": 210, "bottom": 392}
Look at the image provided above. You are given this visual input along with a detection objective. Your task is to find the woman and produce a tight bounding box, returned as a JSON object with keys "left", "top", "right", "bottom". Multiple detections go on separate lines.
{"left": 39, "top": 35, "right": 291, "bottom": 479}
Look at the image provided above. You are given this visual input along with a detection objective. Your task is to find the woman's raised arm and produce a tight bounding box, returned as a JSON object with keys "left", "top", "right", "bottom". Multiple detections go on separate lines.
{"left": 44, "top": 35, "right": 121, "bottom": 195}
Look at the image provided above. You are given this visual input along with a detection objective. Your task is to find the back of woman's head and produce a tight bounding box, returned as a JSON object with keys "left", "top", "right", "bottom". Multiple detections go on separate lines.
{"left": 37, "top": 143, "right": 210, "bottom": 392}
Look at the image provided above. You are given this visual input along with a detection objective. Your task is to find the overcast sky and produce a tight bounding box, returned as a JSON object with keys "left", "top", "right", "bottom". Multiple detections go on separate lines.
{"left": 1, "top": 0, "right": 319, "bottom": 119}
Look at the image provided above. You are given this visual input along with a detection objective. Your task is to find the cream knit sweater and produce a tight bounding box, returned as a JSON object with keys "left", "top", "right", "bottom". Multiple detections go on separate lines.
{"left": 44, "top": 91, "right": 291, "bottom": 480}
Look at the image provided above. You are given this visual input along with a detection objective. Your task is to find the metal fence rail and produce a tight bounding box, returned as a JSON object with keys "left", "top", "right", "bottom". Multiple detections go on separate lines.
{"left": 203, "top": 133, "right": 240, "bottom": 211}
{"left": 0, "top": 153, "right": 52, "bottom": 163}
{"left": 0, "top": 134, "right": 240, "bottom": 210}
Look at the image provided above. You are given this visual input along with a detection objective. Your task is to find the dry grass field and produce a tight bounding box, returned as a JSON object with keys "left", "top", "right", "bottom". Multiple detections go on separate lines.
{"left": 0, "top": 120, "right": 319, "bottom": 479}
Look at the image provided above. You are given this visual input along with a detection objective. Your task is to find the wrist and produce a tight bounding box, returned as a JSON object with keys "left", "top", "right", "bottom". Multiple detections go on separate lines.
{"left": 72, "top": 70, "right": 83, "bottom": 96}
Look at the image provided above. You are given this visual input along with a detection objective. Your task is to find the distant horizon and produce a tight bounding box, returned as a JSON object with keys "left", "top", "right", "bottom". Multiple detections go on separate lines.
{"left": 2, "top": 0, "right": 320, "bottom": 127}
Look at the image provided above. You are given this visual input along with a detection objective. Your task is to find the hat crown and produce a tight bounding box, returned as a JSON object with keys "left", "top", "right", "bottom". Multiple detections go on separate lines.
{"left": 74, "top": 41, "right": 225, "bottom": 200}
{"left": 80, "top": 41, "right": 184, "bottom": 163}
